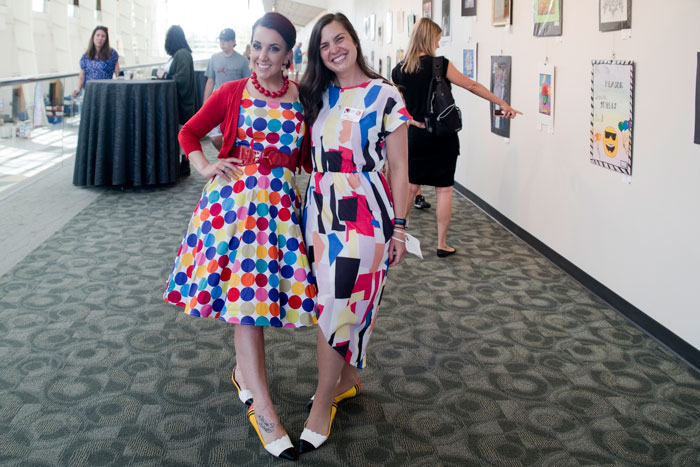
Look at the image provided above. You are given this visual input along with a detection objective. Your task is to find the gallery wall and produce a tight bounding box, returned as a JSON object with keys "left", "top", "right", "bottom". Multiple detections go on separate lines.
{"left": 324, "top": 0, "right": 700, "bottom": 350}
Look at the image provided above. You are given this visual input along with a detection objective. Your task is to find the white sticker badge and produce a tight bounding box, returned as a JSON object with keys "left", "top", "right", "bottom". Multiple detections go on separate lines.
{"left": 341, "top": 107, "right": 363, "bottom": 122}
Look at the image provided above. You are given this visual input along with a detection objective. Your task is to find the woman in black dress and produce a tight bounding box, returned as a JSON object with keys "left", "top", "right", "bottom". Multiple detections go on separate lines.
{"left": 392, "top": 18, "right": 521, "bottom": 257}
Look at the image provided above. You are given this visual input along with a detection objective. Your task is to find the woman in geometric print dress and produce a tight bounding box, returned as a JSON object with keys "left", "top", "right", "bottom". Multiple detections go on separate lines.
{"left": 297, "top": 13, "right": 410, "bottom": 453}
{"left": 163, "top": 12, "right": 312, "bottom": 461}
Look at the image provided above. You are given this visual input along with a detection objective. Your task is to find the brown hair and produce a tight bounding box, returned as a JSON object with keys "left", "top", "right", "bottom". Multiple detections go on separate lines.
{"left": 86, "top": 25, "right": 112, "bottom": 61}
{"left": 401, "top": 18, "right": 442, "bottom": 74}
{"left": 252, "top": 12, "right": 296, "bottom": 52}
{"left": 299, "top": 12, "right": 382, "bottom": 125}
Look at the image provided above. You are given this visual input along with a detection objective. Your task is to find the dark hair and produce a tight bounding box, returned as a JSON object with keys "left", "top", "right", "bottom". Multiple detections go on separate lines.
{"left": 164, "top": 25, "right": 192, "bottom": 56}
{"left": 86, "top": 26, "right": 111, "bottom": 61}
{"left": 299, "top": 13, "right": 381, "bottom": 126}
{"left": 252, "top": 12, "right": 296, "bottom": 52}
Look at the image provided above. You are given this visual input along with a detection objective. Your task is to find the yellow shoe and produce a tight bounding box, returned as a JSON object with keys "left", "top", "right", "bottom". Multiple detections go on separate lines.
{"left": 247, "top": 404, "right": 296, "bottom": 461}
{"left": 298, "top": 402, "right": 338, "bottom": 453}
{"left": 231, "top": 366, "right": 253, "bottom": 406}
{"left": 306, "top": 379, "right": 360, "bottom": 409}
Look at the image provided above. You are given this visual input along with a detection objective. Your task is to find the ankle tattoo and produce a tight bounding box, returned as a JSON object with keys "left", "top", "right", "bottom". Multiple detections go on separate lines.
{"left": 259, "top": 415, "right": 275, "bottom": 433}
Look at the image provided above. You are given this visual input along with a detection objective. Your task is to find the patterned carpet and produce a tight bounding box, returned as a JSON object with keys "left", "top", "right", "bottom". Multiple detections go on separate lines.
{"left": 1, "top": 163, "right": 699, "bottom": 466}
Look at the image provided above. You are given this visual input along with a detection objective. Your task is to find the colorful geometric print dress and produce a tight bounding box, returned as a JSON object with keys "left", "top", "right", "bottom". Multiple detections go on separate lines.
{"left": 164, "top": 89, "right": 316, "bottom": 328}
{"left": 303, "top": 79, "right": 410, "bottom": 368}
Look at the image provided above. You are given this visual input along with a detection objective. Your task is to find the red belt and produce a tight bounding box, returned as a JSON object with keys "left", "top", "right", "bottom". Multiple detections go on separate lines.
{"left": 228, "top": 145, "right": 299, "bottom": 171}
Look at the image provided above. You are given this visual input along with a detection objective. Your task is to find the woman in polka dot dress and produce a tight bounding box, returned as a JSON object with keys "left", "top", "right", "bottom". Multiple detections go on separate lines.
{"left": 164, "top": 13, "right": 313, "bottom": 461}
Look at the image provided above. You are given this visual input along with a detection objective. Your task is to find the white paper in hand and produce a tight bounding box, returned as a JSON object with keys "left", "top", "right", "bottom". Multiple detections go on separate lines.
{"left": 404, "top": 233, "right": 422, "bottom": 259}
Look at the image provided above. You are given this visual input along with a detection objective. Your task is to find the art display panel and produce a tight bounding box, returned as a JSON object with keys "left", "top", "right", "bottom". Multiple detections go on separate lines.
{"left": 462, "top": 0, "right": 477, "bottom": 16}
{"left": 490, "top": 55, "right": 512, "bottom": 137}
{"left": 599, "top": 0, "right": 631, "bottom": 32}
{"left": 423, "top": 0, "right": 433, "bottom": 19}
{"left": 534, "top": 0, "right": 562, "bottom": 37}
{"left": 493, "top": 0, "right": 512, "bottom": 26}
{"left": 590, "top": 60, "right": 635, "bottom": 174}
{"left": 537, "top": 63, "right": 555, "bottom": 130}
{"left": 442, "top": 0, "right": 451, "bottom": 38}
{"left": 463, "top": 43, "right": 477, "bottom": 80}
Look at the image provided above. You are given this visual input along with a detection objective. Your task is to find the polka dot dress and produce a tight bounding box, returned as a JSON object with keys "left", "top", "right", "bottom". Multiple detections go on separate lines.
{"left": 164, "top": 90, "right": 316, "bottom": 328}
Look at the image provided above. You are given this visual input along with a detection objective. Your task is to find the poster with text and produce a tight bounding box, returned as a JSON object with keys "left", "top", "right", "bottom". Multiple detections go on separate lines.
{"left": 463, "top": 43, "right": 477, "bottom": 80}
{"left": 534, "top": 0, "right": 562, "bottom": 36}
{"left": 462, "top": 0, "right": 477, "bottom": 16}
{"left": 590, "top": 60, "right": 635, "bottom": 174}
{"left": 490, "top": 55, "right": 512, "bottom": 137}
{"left": 537, "top": 63, "right": 555, "bottom": 130}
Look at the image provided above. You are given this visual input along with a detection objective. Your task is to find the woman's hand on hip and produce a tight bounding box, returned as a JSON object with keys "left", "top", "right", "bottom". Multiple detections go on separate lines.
{"left": 198, "top": 158, "right": 243, "bottom": 182}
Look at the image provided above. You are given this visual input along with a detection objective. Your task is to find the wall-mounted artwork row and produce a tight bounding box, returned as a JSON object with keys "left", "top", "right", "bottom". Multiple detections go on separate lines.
{"left": 534, "top": 0, "right": 562, "bottom": 37}
{"left": 490, "top": 55, "right": 512, "bottom": 137}
{"left": 599, "top": 0, "right": 631, "bottom": 32}
{"left": 590, "top": 60, "right": 635, "bottom": 174}
{"left": 462, "top": 0, "right": 476, "bottom": 17}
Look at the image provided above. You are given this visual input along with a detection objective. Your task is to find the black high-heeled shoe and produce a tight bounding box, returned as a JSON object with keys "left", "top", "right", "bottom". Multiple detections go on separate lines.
{"left": 231, "top": 366, "right": 253, "bottom": 406}
{"left": 247, "top": 404, "right": 297, "bottom": 461}
{"left": 298, "top": 402, "right": 338, "bottom": 453}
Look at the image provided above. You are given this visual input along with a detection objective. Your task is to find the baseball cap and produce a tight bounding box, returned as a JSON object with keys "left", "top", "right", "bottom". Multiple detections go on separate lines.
{"left": 219, "top": 28, "right": 236, "bottom": 41}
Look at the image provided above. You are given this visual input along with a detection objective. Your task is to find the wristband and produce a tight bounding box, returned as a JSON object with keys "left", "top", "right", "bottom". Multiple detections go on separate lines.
{"left": 394, "top": 218, "right": 407, "bottom": 229}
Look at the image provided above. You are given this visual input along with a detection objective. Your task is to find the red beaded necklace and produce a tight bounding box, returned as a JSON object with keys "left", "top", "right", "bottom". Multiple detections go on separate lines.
{"left": 251, "top": 72, "right": 289, "bottom": 98}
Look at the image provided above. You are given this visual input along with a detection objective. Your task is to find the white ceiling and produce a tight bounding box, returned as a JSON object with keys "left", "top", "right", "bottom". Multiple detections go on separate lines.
{"left": 262, "top": 0, "right": 327, "bottom": 28}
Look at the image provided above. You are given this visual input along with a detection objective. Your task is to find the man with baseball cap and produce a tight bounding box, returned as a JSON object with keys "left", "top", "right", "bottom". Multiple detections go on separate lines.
{"left": 203, "top": 28, "right": 250, "bottom": 149}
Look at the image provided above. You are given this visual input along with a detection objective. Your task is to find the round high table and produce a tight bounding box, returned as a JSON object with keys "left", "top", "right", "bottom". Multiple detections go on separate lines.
{"left": 73, "top": 79, "right": 180, "bottom": 187}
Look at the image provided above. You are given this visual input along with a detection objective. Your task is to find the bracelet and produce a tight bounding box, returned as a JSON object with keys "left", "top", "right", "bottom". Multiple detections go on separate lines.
{"left": 394, "top": 218, "right": 407, "bottom": 229}
{"left": 391, "top": 236, "right": 405, "bottom": 243}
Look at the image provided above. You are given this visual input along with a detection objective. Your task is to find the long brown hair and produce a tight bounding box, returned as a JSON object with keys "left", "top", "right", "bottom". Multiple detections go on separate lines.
{"left": 299, "top": 12, "right": 382, "bottom": 126}
{"left": 401, "top": 18, "right": 442, "bottom": 74}
{"left": 85, "top": 26, "right": 112, "bottom": 61}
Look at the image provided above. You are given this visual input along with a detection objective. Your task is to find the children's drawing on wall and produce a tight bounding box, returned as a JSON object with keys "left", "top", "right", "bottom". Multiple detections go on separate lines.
{"left": 599, "top": 0, "right": 631, "bottom": 31}
{"left": 396, "top": 49, "right": 405, "bottom": 65}
{"left": 537, "top": 63, "right": 555, "bottom": 132}
{"left": 423, "top": 0, "right": 433, "bottom": 19}
{"left": 462, "top": 0, "right": 476, "bottom": 17}
{"left": 590, "top": 60, "right": 635, "bottom": 174}
{"left": 490, "top": 55, "right": 512, "bottom": 137}
{"left": 463, "top": 43, "right": 477, "bottom": 80}
{"left": 533, "top": 0, "right": 562, "bottom": 36}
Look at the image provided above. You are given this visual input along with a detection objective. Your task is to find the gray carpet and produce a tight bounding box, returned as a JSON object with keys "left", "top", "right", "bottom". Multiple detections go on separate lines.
{"left": 1, "top": 165, "right": 699, "bottom": 466}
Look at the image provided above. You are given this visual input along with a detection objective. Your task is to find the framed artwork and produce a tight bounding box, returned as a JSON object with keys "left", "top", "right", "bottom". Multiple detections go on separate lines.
{"left": 490, "top": 55, "right": 512, "bottom": 137}
{"left": 492, "top": 0, "right": 512, "bottom": 26}
{"left": 422, "top": 0, "right": 433, "bottom": 19}
{"left": 534, "top": 0, "right": 562, "bottom": 36}
{"left": 386, "top": 12, "right": 393, "bottom": 44}
{"left": 386, "top": 56, "right": 392, "bottom": 81}
{"left": 537, "top": 63, "right": 555, "bottom": 130}
{"left": 463, "top": 42, "right": 477, "bottom": 80}
{"left": 363, "top": 17, "right": 370, "bottom": 39}
{"left": 442, "top": 0, "right": 451, "bottom": 38}
{"left": 369, "top": 14, "right": 376, "bottom": 40}
{"left": 407, "top": 14, "right": 416, "bottom": 36}
{"left": 379, "top": 58, "right": 383, "bottom": 76}
{"left": 599, "top": 0, "right": 631, "bottom": 32}
{"left": 396, "top": 48, "right": 405, "bottom": 64}
{"left": 590, "top": 60, "right": 635, "bottom": 174}
{"left": 695, "top": 52, "right": 699, "bottom": 145}
{"left": 462, "top": 0, "right": 477, "bottom": 16}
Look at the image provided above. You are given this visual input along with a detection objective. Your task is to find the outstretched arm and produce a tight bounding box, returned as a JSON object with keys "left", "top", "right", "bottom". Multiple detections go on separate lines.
{"left": 445, "top": 61, "right": 522, "bottom": 118}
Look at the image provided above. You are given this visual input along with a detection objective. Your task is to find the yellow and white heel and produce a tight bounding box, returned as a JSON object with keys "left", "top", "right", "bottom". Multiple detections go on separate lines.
{"left": 247, "top": 404, "right": 296, "bottom": 461}
{"left": 307, "top": 379, "right": 360, "bottom": 409}
{"left": 231, "top": 366, "right": 253, "bottom": 406}
{"left": 298, "top": 402, "right": 338, "bottom": 453}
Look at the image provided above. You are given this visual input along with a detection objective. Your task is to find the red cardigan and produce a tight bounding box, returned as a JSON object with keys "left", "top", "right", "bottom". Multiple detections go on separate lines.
{"left": 178, "top": 78, "right": 311, "bottom": 172}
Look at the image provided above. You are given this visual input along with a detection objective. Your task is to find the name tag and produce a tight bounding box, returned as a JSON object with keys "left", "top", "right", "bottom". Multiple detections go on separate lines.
{"left": 341, "top": 107, "right": 363, "bottom": 122}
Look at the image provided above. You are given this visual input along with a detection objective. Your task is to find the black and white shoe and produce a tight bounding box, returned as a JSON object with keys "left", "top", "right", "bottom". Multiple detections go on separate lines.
{"left": 414, "top": 195, "right": 431, "bottom": 209}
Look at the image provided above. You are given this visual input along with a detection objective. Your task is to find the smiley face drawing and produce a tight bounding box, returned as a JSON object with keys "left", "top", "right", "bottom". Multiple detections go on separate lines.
{"left": 603, "top": 126, "right": 618, "bottom": 158}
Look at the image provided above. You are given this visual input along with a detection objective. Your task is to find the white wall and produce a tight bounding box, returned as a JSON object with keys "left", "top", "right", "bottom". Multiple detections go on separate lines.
{"left": 332, "top": 0, "right": 700, "bottom": 350}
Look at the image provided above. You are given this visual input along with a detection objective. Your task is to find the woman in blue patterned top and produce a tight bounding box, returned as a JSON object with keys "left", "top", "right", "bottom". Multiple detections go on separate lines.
{"left": 72, "top": 26, "right": 120, "bottom": 97}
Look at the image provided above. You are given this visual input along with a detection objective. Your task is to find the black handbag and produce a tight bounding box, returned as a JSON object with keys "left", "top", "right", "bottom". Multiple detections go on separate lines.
{"left": 424, "top": 57, "right": 462, "bottom": 136}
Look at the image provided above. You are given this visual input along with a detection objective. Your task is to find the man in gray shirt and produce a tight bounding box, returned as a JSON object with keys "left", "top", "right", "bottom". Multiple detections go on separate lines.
{"left": 204, "top": 28, "right": 251, "bottom": 149}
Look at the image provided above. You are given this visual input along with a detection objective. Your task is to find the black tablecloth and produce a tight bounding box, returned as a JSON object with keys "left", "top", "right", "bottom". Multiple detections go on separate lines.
{"left": 73, "top": 79, "right": 180, "bottom": 187}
